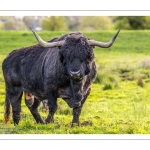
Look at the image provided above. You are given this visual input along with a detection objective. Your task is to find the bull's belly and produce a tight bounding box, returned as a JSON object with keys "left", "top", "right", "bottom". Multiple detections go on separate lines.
{"left": 24, "top": 86, "right": 88, "bottom": 108}
{"left": 22, "top": 86, "right": 46, "bottom": 100}
{"left": 23, "top": 86, "right": 71, "bottom": 101}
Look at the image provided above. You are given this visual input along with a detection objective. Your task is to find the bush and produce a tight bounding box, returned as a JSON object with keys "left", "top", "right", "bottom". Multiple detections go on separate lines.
{"left": 41, "top": 16, "right": 68, "bottom": 31}
{"left": 79, "top": 16, "right": 113, "bottom": 31}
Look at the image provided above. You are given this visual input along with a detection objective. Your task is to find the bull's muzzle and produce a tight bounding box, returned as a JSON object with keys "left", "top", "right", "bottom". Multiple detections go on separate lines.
{"left": 70, "top": 70, "right": 82, "bottom": 80}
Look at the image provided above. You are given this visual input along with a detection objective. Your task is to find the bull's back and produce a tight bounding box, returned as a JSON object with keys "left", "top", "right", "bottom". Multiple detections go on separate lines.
{"left": 2, "top": 45, "right": 48, "bottom": 86}
{"left": 2, "top": 45, "right": 60, "bottom": 96}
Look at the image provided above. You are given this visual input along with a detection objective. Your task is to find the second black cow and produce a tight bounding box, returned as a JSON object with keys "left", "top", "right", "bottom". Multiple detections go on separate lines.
{"left": 2, "top": 29, "right": 120, "bottom": 126}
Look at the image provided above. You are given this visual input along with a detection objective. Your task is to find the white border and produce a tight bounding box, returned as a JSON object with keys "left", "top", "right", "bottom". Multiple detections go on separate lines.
{"left": 0, "top": 134, "right": 149, "bottom": 150}
{"left": 0, "top": 0, "right": 150, "bottom": 11}
{"left": 0, "top": 134, "right": 150, "bottom": 140}
{"left": 1, "top": 10, "right": 150, "bottom": 16}
{"left": 1, "top": 1, "right": 150, "bottom": 149}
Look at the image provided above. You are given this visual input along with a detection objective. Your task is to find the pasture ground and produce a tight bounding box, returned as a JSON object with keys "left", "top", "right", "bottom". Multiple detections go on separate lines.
{"left": 0, "top": 30, "right": 150, "bottom": 134}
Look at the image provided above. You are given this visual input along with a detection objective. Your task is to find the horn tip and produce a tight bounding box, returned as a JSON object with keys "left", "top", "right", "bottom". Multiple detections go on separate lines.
{"left": 113, "top": 29, "right": 120, "bottom": 39}
{"left": 116, "top": 29, "right": 120, "bottom": 34}
{"left": 30, "top": 27, "right": 35, "bottom": 33}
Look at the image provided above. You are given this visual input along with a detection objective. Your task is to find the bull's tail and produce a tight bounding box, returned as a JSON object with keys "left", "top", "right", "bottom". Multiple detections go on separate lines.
{"left": 4, "top": 98, "right": 11, "bottom": 124}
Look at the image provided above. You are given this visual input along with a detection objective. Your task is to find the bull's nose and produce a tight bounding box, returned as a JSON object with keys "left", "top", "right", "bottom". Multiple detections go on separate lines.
{"left": 70, "top": 70, "right": 80, "bottom": 77}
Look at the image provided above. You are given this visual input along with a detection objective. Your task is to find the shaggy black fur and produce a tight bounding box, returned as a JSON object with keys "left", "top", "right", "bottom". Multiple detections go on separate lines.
{"left": 2, "top": 32, "right": 97, "bottom": 126}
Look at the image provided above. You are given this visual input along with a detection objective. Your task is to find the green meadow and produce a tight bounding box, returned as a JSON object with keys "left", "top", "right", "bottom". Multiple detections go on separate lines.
{"left": 1, "top": 30, "right": 150, "bottom": 134}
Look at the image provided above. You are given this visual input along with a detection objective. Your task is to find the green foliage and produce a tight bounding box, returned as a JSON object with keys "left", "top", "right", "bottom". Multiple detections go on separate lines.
{"left": 2, "top": 16, "right": 150, "bottom": 32}
{"left": 79, "top": 16, "right": 113, "bottom": 31}
{"left": 4, "top": 19, "right": 17, "bottom": 30}
{"left": 2, "top": 18, "right": 27, "bottom": 31}
{"left": 22, "top": 16, "right": 36, "bottom": 29}
{"left": 114, "top": 16, "right": 150, "bottom": 30}
{"left": 0, "top": 21, "right": 4, "bottom": 30}
{"left": 1, "top": 30, "right": 150, "bottom": 133}
{"left": 65, "top": 16, "right": 81, "bottom": 31}
{"left": 41, "top": 16, "right": 68, "bottom": 31}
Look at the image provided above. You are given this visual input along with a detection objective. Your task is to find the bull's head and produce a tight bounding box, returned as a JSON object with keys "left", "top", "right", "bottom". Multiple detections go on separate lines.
{"left": 30, "top": 28, "right": 120, "bottom": 81}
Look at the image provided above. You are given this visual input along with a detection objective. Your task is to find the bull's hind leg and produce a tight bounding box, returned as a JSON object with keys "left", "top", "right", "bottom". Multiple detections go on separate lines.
{"left": 25, "top": 93, "right": 44, "bottom": 124}
{"left": 5, "top": 87, "right": 23, "bottom": 125}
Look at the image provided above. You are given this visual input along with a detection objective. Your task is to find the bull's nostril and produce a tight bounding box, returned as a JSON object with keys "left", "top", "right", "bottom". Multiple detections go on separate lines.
{"left": 70, "top": 70, "right": 80, "bottom": 76}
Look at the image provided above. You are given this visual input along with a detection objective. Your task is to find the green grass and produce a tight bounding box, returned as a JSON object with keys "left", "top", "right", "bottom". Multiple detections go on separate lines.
{"left": 1, "top": 30, "right": 150, "bottom": 134}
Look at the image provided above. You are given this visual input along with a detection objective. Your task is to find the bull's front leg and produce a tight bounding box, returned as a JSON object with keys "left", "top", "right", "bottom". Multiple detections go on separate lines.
{"left": 72, "top": 106, "right": 82, "bottom": 126}
{"left": 71, "top": 87, "right": 91, "bottom": 126}
{"left": 70, "top": 80, "right": 84, "bottom": 107}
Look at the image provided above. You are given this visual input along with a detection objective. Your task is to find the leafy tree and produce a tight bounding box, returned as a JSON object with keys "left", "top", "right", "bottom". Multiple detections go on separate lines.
{"left": 4, "top": 19, "right": 17, "bottom": 30}
{"left": 41, "top": 16, "right": 68, "bottom": 31}
{"left": 16, "top": 21, "right": 27, "bottom": 30}
{"left": 0, "top": 21, "right": 4, "bottom": 30}
{"left": 0, "top": 16, "right": 14, "bottom": 30}
{"left": 4, "top": 18, "right": 27, "bottom": 30}
{"left": 23, "top": 16, "right": 44, "bottom": 30}
{"left": 113, "top": 16, "right": 150, "bottom": 30}
{"left": 65, "top": 16, "right": 81, "bottom": 31}
{"left": 23, "top": 16, "right": 35, "bottom": 29}
{"left": 79, "top": 16, "right": 113, "bottom": 31}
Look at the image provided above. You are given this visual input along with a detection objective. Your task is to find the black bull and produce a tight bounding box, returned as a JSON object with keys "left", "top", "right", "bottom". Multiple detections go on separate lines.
{"left": 2, "top": 29, "right": 120, "bottom": 126}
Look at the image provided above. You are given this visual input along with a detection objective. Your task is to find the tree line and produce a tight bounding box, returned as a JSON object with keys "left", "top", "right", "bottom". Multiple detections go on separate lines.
{"left": 1, "top": 16, "right": 150, "bottom": 31}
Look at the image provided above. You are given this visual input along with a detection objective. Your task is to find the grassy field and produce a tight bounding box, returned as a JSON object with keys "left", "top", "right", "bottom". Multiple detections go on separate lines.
{"left": 1, "top": 30, "right": 150, "bottom": 134}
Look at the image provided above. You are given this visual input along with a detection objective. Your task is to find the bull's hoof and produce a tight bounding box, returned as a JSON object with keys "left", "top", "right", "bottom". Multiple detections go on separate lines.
{"left": 39, "top": 120, "right": 45, "bottom": 124}
{"left": 71, "top": 122, "right": 80, "bottom": 127}
{"left": 45, "top": 118, "right": 54, "bottom": 124}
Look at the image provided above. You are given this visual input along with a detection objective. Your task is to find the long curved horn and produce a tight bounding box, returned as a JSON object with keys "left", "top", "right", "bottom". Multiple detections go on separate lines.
{"left": 88, "top": 30, "right": 120, "bottom": 48}
{"left": 30, "top": 28, "right": 65, "bottom": 48}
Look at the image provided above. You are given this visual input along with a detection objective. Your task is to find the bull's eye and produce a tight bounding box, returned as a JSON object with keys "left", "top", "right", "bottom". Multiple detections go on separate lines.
{"left": 85, "top": 64, "right": 90, "bottom": 75}
{"left": 60, "top": 55, "right": 64, "bottom": 63}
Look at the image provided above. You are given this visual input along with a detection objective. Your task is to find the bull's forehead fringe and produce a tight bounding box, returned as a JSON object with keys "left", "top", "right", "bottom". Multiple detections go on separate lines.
{"left": 58, "top": 32, "right": 88, "bottom": 42}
